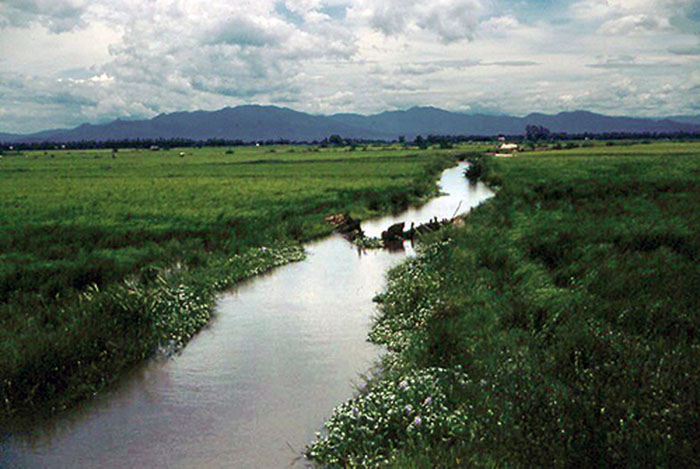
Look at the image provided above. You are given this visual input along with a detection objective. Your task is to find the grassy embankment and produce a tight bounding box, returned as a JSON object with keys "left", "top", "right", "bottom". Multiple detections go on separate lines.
{"left": 0, "top": 145, "right": 457, "bottom": 419}
{"left": 308, "top": 142, "right": 700, "bottom": 467}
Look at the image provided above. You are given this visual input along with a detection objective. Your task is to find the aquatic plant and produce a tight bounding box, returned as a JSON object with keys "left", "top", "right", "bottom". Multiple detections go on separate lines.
{"left": 307, "top": 367, "right": 474, "bottom": 467}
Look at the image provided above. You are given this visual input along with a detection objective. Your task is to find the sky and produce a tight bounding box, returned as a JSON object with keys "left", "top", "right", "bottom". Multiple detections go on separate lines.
{"left": 1, "top": 0, "right": 699, "bottom": 133}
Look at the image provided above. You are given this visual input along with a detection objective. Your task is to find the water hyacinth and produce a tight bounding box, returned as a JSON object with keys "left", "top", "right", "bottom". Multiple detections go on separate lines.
{"left": 306, "top": 367, "right": 473, "bottom": 467}
{"left": 368, "top": 242, "right": 450, "bottom": 357}
{"left": 306, "top": 240, "right": 474, "bottom": 466}
{"left": 210, "top": 245, "right": 305, "bottom": 290}
{"left": 0, "top": 243, "right": 307, "bottom": 418}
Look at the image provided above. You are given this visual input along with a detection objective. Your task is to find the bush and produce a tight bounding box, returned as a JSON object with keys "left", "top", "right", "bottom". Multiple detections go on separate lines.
{"left": 464, "top": 155, "right": 485, "bottom": 182}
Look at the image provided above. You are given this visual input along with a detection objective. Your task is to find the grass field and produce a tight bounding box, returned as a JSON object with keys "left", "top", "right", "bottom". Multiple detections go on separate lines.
{"left": 307, "top": 141, "right": 700, "bottom": 467}
{"left": 0, "top": 144, "right": 457, "bottom": 418}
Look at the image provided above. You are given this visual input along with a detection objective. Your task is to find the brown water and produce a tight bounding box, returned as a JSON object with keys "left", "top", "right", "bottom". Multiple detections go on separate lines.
{"left": 0, "top": 163, "right": 492, "bottom": 468}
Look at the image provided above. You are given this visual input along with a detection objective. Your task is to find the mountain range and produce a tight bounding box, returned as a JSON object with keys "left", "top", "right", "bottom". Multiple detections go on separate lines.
{"left": 2, "top": 106, "right": 699, "bottom": 143}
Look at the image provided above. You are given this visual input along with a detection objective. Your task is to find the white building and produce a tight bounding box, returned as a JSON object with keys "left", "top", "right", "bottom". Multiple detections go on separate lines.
{"left": 499, "top": 143, "right": 519, "bottom": 152}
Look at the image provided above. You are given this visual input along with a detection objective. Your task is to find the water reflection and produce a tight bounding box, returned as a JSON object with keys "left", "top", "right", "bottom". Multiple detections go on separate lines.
{"left": 1, "top": 163, "right": 493, "bottom": 468}
{"left": 361, "top": 163, "right": 492, "bottom": 239}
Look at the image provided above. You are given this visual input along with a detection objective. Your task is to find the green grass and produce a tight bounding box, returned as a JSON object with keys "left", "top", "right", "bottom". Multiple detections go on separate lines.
{"left": 0, "top": 145, "right": 456, "bottom": 419}
{"left": 308, "top": 141, "right": 700, "bottom": 467}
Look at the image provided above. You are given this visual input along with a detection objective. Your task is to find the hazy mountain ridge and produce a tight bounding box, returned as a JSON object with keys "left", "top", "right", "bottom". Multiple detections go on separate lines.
{"left": 663, "top": 115, "right": 700, "bottom": 126}
{"left": 2, "top": 105, "right": 699, "bottom": 143}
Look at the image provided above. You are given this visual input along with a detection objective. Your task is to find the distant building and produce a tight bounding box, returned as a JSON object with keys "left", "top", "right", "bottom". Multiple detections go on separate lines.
{"left": 150, "top": 145, "right": 160, "bottom": 151}
{"left": 499, "top": 143, "right": 519, "bottom": 152}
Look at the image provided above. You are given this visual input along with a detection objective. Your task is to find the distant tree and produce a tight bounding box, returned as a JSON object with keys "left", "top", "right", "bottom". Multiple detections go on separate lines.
{"left": 328, "top": 134, "right": 344, "bottom": 146}
{"left": 414, "top": 135, "right": 428, "bottom": 150}
{"left": 398, "top": 135, "right": 405, "bottom": 144}
{"left": 526, "top": 124, "right": 552, "bottom": 142}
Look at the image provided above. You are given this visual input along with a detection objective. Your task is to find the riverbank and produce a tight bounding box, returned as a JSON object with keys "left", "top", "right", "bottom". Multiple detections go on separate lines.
{"left": 307, "top": 142, "right": 700, "bottom": 466}
{"left": 1, "top": 146, "right": 456, "bottom": 420}
{"left": 3, "top": 160, "right": 495, "bottom": 468}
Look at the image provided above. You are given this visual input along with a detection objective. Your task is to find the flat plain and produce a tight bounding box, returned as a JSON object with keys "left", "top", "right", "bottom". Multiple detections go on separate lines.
{"left": 0, "top": 144, "right": 456, "bottom": 418}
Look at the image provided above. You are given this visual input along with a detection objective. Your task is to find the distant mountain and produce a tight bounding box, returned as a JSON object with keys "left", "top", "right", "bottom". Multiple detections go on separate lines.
{"left": 329, "top": 107, "right": 524, "bottom": 137}
{"left": 2, "top": 105, "right": 699, "bottom": 144}
{"left": 664, "top": 115, "right": 700, "bottom": 126}
{"left": 0, "top": 128, "right": 67, "bottom": 143}
{"left": 7, "top": 106, "right": 387, "bottom": 143}
{"left": 523, "top": 111, "right": 700, "bottom": 134}
{"left": 0, "top": 132, "right": 20, "bottom": 142}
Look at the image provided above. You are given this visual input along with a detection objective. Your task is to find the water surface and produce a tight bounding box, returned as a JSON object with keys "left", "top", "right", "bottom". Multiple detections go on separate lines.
{"left": 1, "top": 163, "right": 492, "bottom": 468}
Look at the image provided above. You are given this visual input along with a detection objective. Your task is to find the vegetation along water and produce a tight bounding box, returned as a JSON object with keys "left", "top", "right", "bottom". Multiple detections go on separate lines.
{"left": 0, "top": 144, "right": 458, "bottom": 419}
{"left": 307, "top": 141, "right": 700, "bottom": 467}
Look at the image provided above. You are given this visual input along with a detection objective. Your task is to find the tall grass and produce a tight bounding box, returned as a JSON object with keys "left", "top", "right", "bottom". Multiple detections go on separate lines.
{"left": 308, "top": 142, "right": 700, "bottom": 467}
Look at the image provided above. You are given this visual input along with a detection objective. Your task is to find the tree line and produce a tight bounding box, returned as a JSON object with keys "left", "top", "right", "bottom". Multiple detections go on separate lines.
{"left": 2, "top": 129, "right": 699, "bottom": 151}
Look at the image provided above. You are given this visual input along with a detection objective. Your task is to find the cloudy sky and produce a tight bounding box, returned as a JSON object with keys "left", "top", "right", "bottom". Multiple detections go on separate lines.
{"left": 1, "top": 0, "right": 699, "bottom": 133}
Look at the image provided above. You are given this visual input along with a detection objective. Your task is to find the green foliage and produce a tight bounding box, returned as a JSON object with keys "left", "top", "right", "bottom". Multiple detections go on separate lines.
{"left": 308, "top": 142, "right": 700, "bottom": 467}
{"left": 463, "top": 154, "right": 487, "bottom": 182}
{"left": 0, "top": 145, "right": 455, "bottom": 418}
{"left": 307, "top": 367, "right": 474, "bottom": 467}
{"left": 525, "top": 124, "right": 552, "bottom": 141}
{"left": 328, "top": 134, "right": 344, "bottom": 146}
{"left": 414, "top": 135, "right": 429, "bottom": 150}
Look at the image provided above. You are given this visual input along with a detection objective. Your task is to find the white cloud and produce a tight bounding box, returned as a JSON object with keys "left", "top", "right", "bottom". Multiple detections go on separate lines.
{"left": 570, "top": 0, "right": 698, "bottom": 33}
{"left": 416, "top": 0, "right": 484, "bottom": 42}
{"left": 479, "top": 15, "right": 520, "bottom": 37}
{"left": 59, "top": 73, "right": 114, "bottom": 84}
{"left": 599, "top": 14, "right": 671, "bottom": 35}
{"left": 398, "top": 63, "right": 444, "bottom": 76}
{"left": 204, "top": 16, "right": 290, "bottom": 47}
{"left": 362, "top": 0, "right": 486, "bottom": 42}
{"left": 0, "top": 0, "right": 89, "bottom": 33}
{"left": 0, "top": 0, "right": 698, "bottom": 133}
{"left": 365, "top": 0, "right": 416, "bottom": 36}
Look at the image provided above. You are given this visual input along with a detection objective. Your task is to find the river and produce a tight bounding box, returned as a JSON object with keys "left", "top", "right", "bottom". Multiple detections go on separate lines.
{"left": 1, "top": 163, "right": 493, "bottom": 468}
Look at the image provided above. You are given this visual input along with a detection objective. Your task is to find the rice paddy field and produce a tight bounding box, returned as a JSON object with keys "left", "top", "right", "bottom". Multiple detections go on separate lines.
{"left": 5, "top": 140, "right": 700, "bottom": 467}
{"left": 0, "top": 144, "right": 458, "bottom": 418}
{"left": 307, "top": 141, "right": 700, "bottom": 467}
